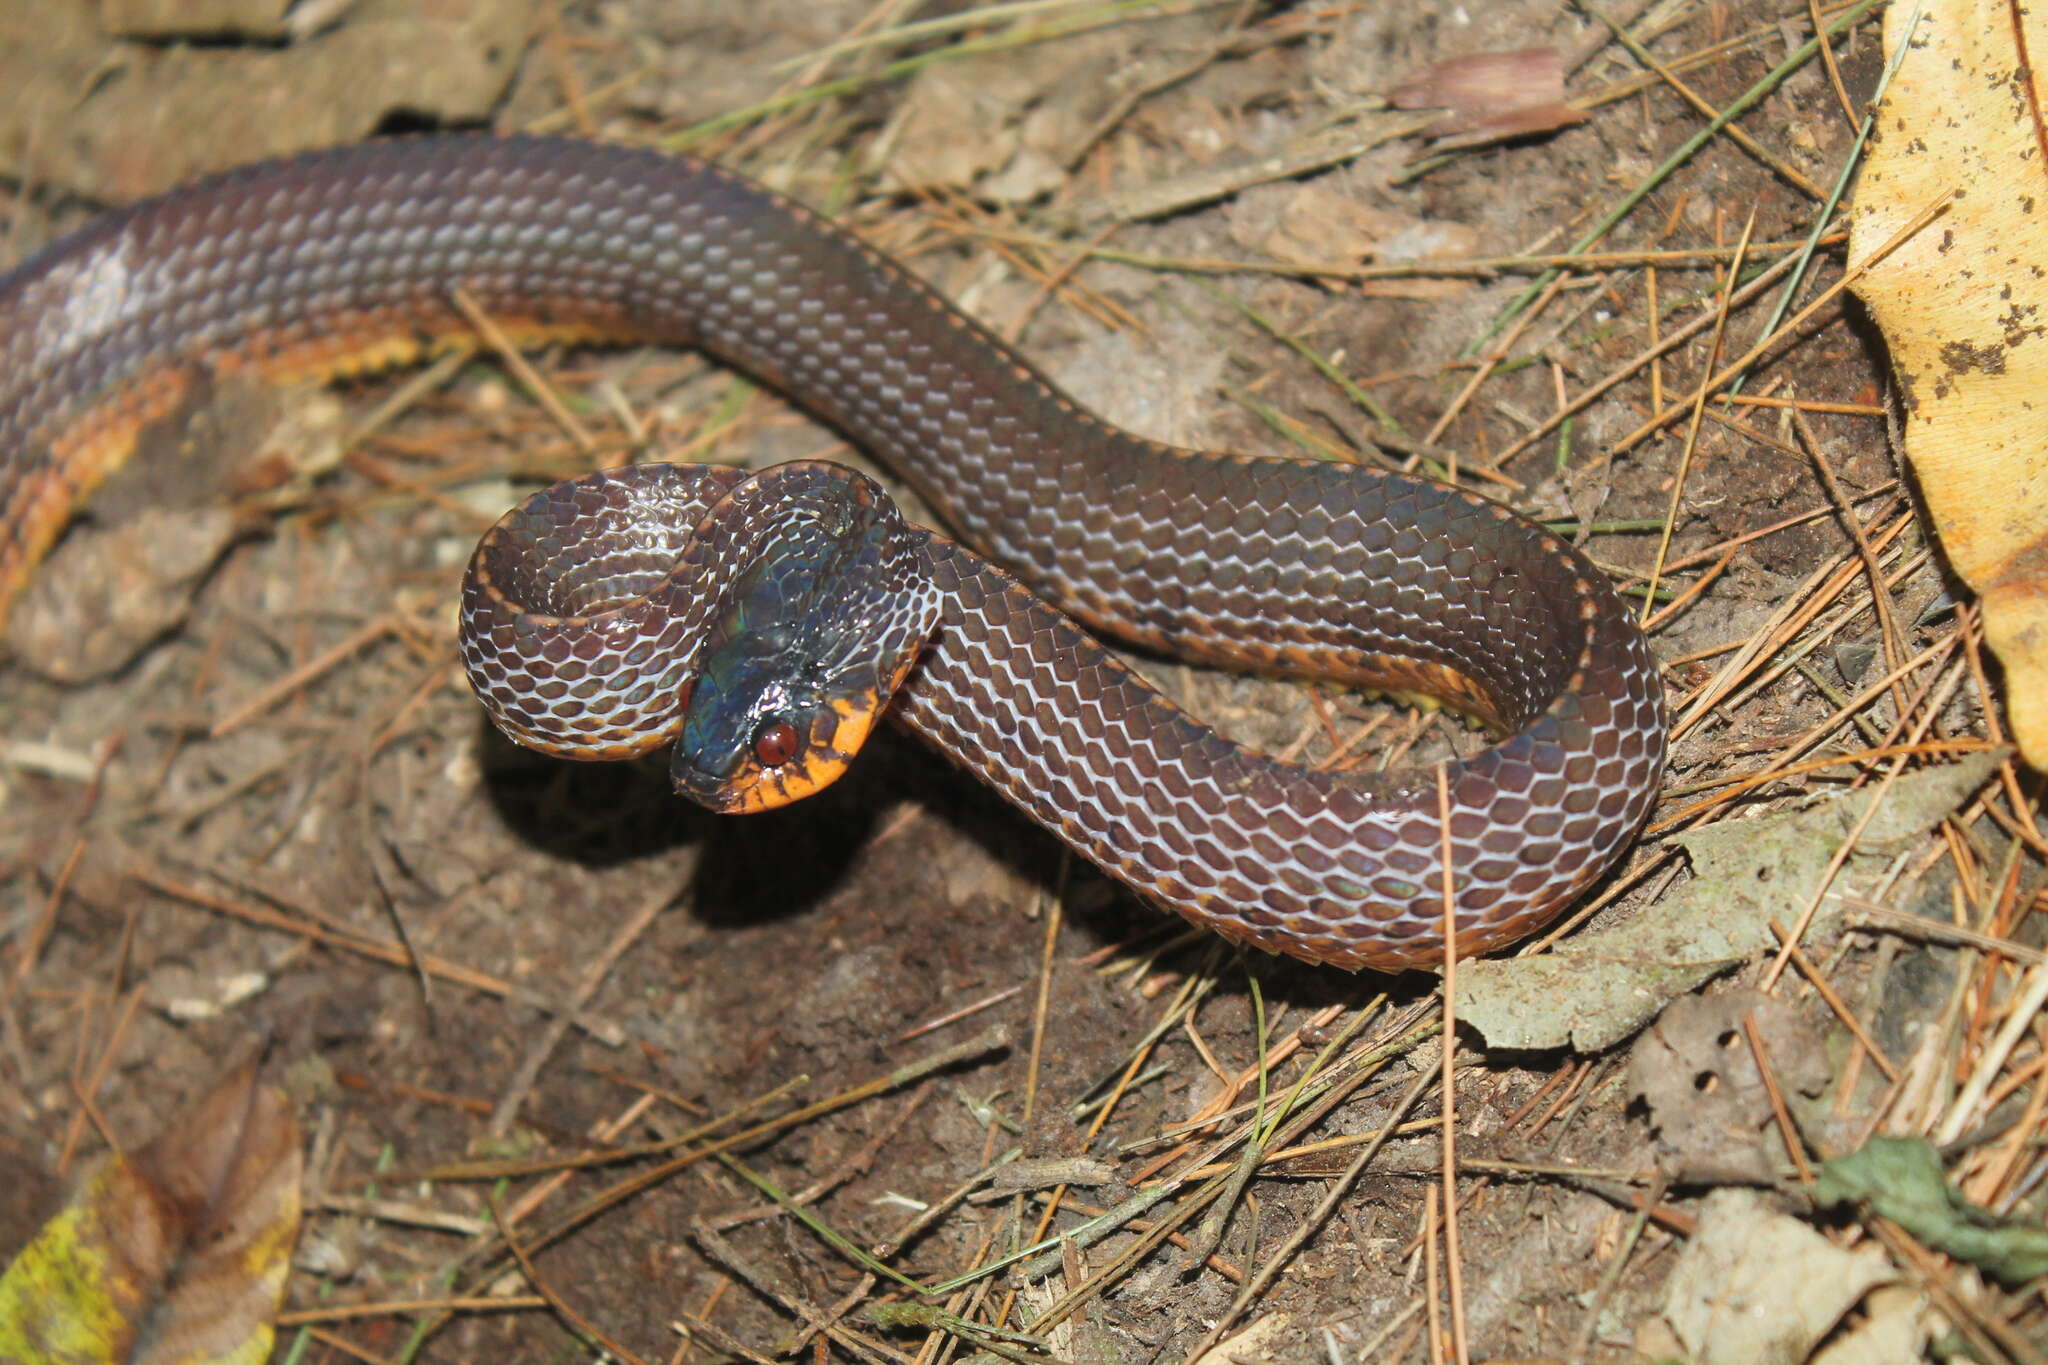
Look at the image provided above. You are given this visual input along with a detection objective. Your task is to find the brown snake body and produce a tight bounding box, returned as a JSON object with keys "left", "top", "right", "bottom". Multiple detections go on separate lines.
{"left": 0, "top": 136, "right": 1666, "bottom": 970}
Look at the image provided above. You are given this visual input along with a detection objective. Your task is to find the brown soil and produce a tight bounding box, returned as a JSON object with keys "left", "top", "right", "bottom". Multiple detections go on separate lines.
{"left": 0, "top": 3, "right": 2029, "bottom": 1363}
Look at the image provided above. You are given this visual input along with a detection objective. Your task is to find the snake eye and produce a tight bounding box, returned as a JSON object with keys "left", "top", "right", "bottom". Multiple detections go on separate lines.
{"left": 752, "top": 718, "right": 803, "bottom": 768}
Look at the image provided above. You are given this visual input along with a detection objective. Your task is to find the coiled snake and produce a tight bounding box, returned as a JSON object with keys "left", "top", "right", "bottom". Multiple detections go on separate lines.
{"left": 0, "top": 136, "right": 1666, "bottom": 971}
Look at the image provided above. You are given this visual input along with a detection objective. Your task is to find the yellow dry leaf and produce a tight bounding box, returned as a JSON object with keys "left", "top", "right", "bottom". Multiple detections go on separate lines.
{"left": 1849, "top": 0, "right": 2048, "bottom": 767}
{"left": 0, "top": 1062, "right": 301, "bottom": 1364}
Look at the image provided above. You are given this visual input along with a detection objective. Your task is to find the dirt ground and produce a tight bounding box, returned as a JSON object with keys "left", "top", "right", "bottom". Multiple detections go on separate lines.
{"left": 0, "top": 1, "right": 2035, "bottom": 1362}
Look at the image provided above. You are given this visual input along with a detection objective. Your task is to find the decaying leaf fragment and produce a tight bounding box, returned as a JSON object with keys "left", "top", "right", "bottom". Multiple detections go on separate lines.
{"left": 0, "top": 1061, "right": 302, "bottom": 1364}
{"left": 1815, "top": 1136, "right": 2048, "bottom": 1285}
{"left": 1453, "top": 752, "right": 2000, "bottom": 1050}
{"left": 1389, "top": 47, "right": 1587, "bottom": 149}
{"left": 1849, "top": 0, "right": 2048, "bottom": 767}
{"left": 1656, "top": 1189, "right": 1897, "bottom": 1365}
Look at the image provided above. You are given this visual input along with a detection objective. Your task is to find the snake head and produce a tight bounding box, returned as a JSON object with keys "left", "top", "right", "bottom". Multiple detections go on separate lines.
{"left": 670, "top": 462, "right": 940, "bottom": 814}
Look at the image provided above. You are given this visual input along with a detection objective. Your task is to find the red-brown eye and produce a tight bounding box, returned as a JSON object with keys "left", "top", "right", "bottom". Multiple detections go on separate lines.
{"left": 753, "top": 719, "right": 802, "bottom": 768}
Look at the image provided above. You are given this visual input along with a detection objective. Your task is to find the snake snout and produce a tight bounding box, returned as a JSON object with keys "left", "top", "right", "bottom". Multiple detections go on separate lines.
{"left": 669, "top": 693, "right": 874, "bottom": 815}
{"left": 669, "top": 740, "right": 753, "bottom": 812}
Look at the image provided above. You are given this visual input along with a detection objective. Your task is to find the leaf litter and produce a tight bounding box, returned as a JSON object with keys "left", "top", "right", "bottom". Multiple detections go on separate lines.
{"left": 1458, "top": 752, "right": 2004, "bottom": 1051}
{"left": 0, "top": 1, "right": 2042, "bottom": 1362}
{"left": 0, "top": 1060, "right": 300, "bottom": 1365}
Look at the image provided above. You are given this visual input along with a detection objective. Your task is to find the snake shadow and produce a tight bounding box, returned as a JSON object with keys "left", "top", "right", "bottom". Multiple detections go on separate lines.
{"left": 471, "top": 714, "right": 1049, "bottom": 931}
{"left": 476, "top": 715, "right": 1455, "bottom": 1017}
{"left": 470, "top": 715, "right": 876, "bottom": 925}
{"left": 469, "top": 708, "right": 1180, "bottom": 946}
{"left": 471, "top": 716, "right": 1437, "bottom": 1013}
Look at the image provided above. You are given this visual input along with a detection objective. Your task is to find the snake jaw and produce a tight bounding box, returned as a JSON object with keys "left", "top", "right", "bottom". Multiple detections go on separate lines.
{"left": 679, "top": 692, "right": 885, "bottom": 814}
{"left": 674, "top": 622, "right": 928, "bottom": 814}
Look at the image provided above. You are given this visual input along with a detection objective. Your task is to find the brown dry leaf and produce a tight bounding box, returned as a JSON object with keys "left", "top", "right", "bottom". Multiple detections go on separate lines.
{"left": 0, "top": 1061, "right": 302, "bottom": 1364}
{"left": 1849, "top": 0, "right": 2048, "bottom": 768}
{"left": 1657, "top": 1190, "right": 1896, "bottom": 1365}
{"left": 1627, "top": 990, "right": 1830, "bottom": 1180}
{"left": 1388, "top": 47, "right": 1586, "bottom": 149}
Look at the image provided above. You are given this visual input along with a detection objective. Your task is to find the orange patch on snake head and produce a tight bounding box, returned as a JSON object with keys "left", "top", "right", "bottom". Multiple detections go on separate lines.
{"left": 688, "top": 692, "right": 885, "bottom": 814}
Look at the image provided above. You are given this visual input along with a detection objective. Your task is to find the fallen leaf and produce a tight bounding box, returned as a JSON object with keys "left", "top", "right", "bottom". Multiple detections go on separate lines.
{"left": 1389, "top": 47, "right": 1587, "bottom": 149}
{"left": 1810, "top": 1283, "right": 1934, "bottom": 1365}
{"left": 0, "top": 1061, "right": 302, "bottom": 1364}
{"left": 1190, "top": 1312, "right": 1289, "bottom": 1365}
{"left": 1455, "top": 752, "right": 2002, "bottom": 1050}
{"left": 1815, "top": 1135, "right": 2048, "bottom": 1285}
{"left": 1659, "top": 1189, "right": 1895, "bottom": 1365}
{"left": 1848, "top": 0, "right": 2048, "bottom": 768}
{"left": 1628, "top": 990, "right": 1830, "bottom": 1177}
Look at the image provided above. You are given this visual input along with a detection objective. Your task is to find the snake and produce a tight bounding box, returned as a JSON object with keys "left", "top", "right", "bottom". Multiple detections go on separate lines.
{"left": 0, "top": 135, "right": 1666, "bottom": 972}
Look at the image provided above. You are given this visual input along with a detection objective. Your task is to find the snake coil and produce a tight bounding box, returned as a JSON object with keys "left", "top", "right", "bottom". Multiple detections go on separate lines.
{"left": 0, "top": 136, "right": 1666, "bottom": 970}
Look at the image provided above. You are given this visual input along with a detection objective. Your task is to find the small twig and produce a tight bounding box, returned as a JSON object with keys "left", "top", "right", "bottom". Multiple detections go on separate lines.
{"left": 1838, "top": 896, "right": 2048, "bottom": 966}
{"left": 275, "top": 1295, "right": 549, "bottom": 1325}
{"left": 1180, "top": 1060, "right": 1438, "bottom": 1362}
{"left": 1793, "top": 407, "right": 1910, "bottom": 720}
{"left": 1022, "top": 862, "right": 1069, "bottom": 1128}
{"left": 895, "top": 983, "right": 1028, "bottom": 1044}
{"left": 1641, "top": 207, "right": 1755, "bottom": 622}
{"left": 1436, "top": 766, "right": 1469, "bottom": 1365}
{"left": 1808, "top": 0, "right": 1859, "bottom": 127}
{"left": 491, "top": 1191, "right": 656, "bottom": 1365}
{"left": 448, "top": 284, "right": 598, "bottom": 455}
{"left": 1743, "top": 1011, "right": 1814, "bottom": 1182}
